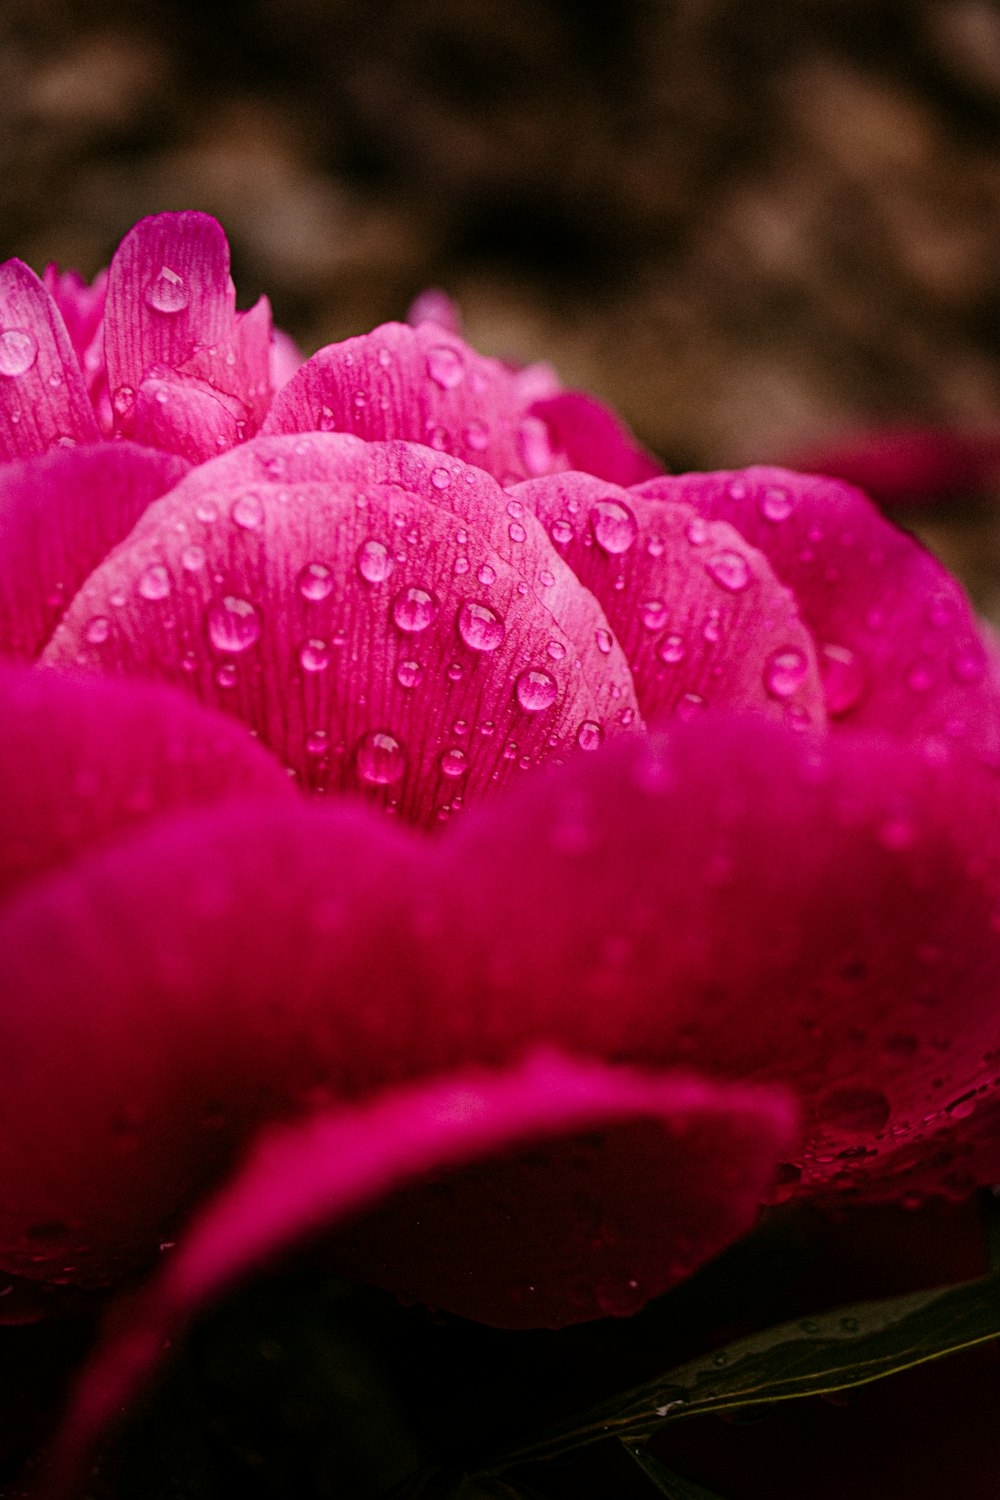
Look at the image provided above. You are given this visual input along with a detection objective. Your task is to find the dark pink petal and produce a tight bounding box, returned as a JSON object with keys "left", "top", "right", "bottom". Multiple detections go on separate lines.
{"left": 129, "top": 375, "right": 245, "bottom": 463}
{"left": 0, "top": 261, "right": 100, "bottom": 460}
{"left": 43, "top": 434, "right": 639, "bottom": 825}
{"left": 0, "top": 442, "right": 188, "bottom": 659}
{"left": 260, "top": 321, "right": 570, "bottom": 484}
{"left": 42, "top": 266, "right": 108, "bottom": 373}
{"left": 636, "top": 466, "right": 1000, "bottom": 764}
{"left": 529, "top": 391, "right": 664, "bottom": 487}
{"left": 40, "top": 1054, "right": 792, "bottom": 1498}
{"left": 785, "top": 426, "right": 1000, "bottom": 508}
{"left": 514, "top": 470, "right": 825, "bottom": 728}
{"left": 0, "top": 665, "right": 293, "bottom": 901}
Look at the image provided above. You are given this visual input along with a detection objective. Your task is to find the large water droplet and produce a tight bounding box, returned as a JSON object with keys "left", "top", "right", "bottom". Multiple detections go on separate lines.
{"left": 705, "top": 549, "right": 751, "bottom": 592}
{"left": 356, "top": 538, "right": 394, "bottom": 585}
{"left": 355, "top": 730, "right": 406, "bottom": 785}
{"left": 230, "top": 492, "right": 265, "bottom": 531}
{"left": 590, "top": 499, "right": 638, "bottom": 555}
{"left": 137, "top": 563, "right": 172, "bottom": 601}
{"left": 207, "top": 596, "right": 261, "bottom": 653}
{"left": 820, "top": 642, "right": 865, "bottom": 716}
{"left": 551, "top": 518, "right": 573, "bottom": 546}
{"left": 392, "top": 586, "right": 438, "bottom": 633}
{"left": 764, "top": 646, "right": 808, "bottom": 699}
{"left": 0, "top": 327, "right": 38, "bottom": 377}
{"left": 299, "top": 638, "right": 330, "bottom": 672}
{"left": 439, "top": 747, "right": 468, "bottom": 778}
{"left": 298, "top": 562, "right": 333, "bottom": 602}
{"left": 426, "top": 344, "right": 465, "bottom": 389}
{"left": 457, "top": 599, "right": 505, "bottom": 652}
{"left": 516, "top": 668, "right": 558, "bottom": 712}
{"left": 143, "top": 266, "right": 189, "bottom": 315}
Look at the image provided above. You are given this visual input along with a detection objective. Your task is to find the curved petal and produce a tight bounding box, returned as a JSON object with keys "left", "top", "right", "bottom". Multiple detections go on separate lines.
{"left": 42, "top": 435, "right": 639, "bottom": 825}
{"left": 129, "top": 375, "right": 245, "bottom": 463}
{"left": 514, "top": 470, "right": 825, "bottom": 728}
{"left": 260, "top": 321, "right": 569, "bottom": 484}
{"left": 0, "top": 665, "right": 294, "bottom": 901}
{"left": 0, "top": 442, "right": 188, "bottom": 659}
{"left": 40, "top": 1052, "right": 793, "bottom": 1497}
{"left": 0, "top": 260, "right": 100, "bottom": 460}
{"left": 529, "top": 391, "right": 664, "bottom": 487}
{"left": 636, "top": 467, "right": 1000, "bottom": 764}
{"left": 785, "top": 426, "right": 1000, "bottom": 509}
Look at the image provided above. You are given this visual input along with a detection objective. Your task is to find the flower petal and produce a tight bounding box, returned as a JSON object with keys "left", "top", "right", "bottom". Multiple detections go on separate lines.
{"left": 0, "top": 442, "right": 188, "bottom": 659}
{"left": 0, "top": 665, "right": 293, "bottom": 901}
{"left": 514, "top": 470, "right": 825, "bottom": 728}
{"left": 529, "top": 391, "right": 663, "bottom": 487}
{"left": 0, "top": 260, "right": 100, "bottom": 460}
{"left": 40, "top": 1052, "right": 792, "bottom": 1497}
{"left": 42, "top": 434, "right": 639, "bottom": 825}
{"left": 636, "top": 467, "right": 1000, "bottom": 762}
{"left": 129, "top": 375, "right": 245, "bottom": 463}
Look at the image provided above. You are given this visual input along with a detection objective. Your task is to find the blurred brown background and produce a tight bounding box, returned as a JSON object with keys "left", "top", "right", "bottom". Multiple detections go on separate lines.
{"left": 3, "top": 0, "right": 1000, "bottom": 613}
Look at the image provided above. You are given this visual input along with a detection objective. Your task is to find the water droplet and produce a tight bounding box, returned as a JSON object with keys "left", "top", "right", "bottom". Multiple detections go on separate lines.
{"left": 658, "top": 632, "right": 686, "bottom": 665}
{"left": 538, "top": 568, "right": 555, "bottom": 588}
{"left": 590, "top": 499, "right": 638, "bottom": 555}
{"left": 765, "top": 647, "right": 808, "bottom": 699}
{"left": 759, "top": 485, "right": 794, "bottom": 522}
{"left": 318, "top": 405, "right": 338, "bottom": 432}
{"left": 143, "top": 266, "right": 189, "bottom": 315}
{"left": 577, "top": 720, "right": 604, "bottom": 751}
{"left": 85, "top": 615, "right": 110, "bottom": 645}
{"left": 298, "top": 562, "right": 333, "bottom": 601}
{"left": 355, "top": 730, "right": 406, "bottom": 785}
{"left": 819, "top": 643, "right": 864, "bottom": 715}
{"left": 706, "top": 549, "right": 751, "bottom": 592}
{"left": 464, "top": 419, "right": 489, "bottom": 451}
{"left": 181, "top": 544, "right": 206, "bottom": 572}
{"left": 547, "top": 639, "right": 567, "bottom": 660}
{"left": 230, "top": 492, "right": 265, "bottom": 531}
{"left": 508, "top": 521, "right": 527, "bottom": 543}
{"left": 207, "top": 596, "right": 261, "bottom": 653}
{"left": 686, "top": 516, "right": 709, "bottom": 546}
{"left": 477, "top": 562, "right": 496, "bottom": 586}
{"left": 516, "top": 668, "right": 558, "bottom": 712}
{"left": 457, "top": 599, "right": 505, "bottom": 652}
{"left": 551, "top": 518, "right": 573, "bottom": 546}
{"left": 426, "top": 423, "right": 449, "bottom": 450}
{"left": 356, "top": 538, "right": 394, "bottom": 585}
{"left": 0, "top": 327, "right": 38, "bottom": 377}
{"left": 440, "top": 747, "right": 468, "bottom": 778}
{"left": 430, "top": 466, "right": 452, "bottom": 491}
{"left": 677, "top": 692, "right": 706, "bottom": 720}
{"left": 595, "top": 627, "right": 613, "bottom": 655}
{"left": 446, "top": 660, "right": 463, "bottom": 682}
{"left": 135, "top": 563, "right": 171, "bottom": 602}
{"left": 215, "top": 662, "right": 237, "bottom": 689}
{"left": 396, "top": 658, "right": 422, "bottom": 689}
{"left": 392, "top": 586, "right": 438, "bottom": 633}
{"left": 299, "top": 638, "right": 329, "bottom": 672}
{"left": 639, "top": 599, "right": 668, "bottom": 631}
{"left": 702, "top": 608, "right": 721, "bottom": 644}
{"left": 426, "top": 344, "right": 464, "bottom": 389}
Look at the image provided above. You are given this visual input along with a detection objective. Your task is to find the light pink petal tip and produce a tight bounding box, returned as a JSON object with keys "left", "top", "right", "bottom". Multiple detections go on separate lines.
{"left": 42, "top": 433, "right": 640, "bottom": 825}
{"left": 0, "top": 261, "right": 100, "bottom": 460}
{"left": 39, "top": 1051, "right": 793, "bottom": 1499}
{"left": 637, "top": 466, "right": 1000, "bottom": 764}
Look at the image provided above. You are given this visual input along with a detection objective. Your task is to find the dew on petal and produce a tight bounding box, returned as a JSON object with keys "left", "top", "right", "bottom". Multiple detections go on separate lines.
{"left": 516, "top": 668, "right": 558, "bottom": 712}
{"left": 230, "top": 492, "right": 265, "bottom": 531}
{"left": 318, "top": 406, "right": 338, "bottom": 432}
{"left": 299, "top": 638, "right": 330, "bottom": 672}
{"left": 706, "top": 549, "right": 751, "bottom": 592}
{"left": 590, "top": 499, "right": 638, "bottom": 555}
{"left": 820, "top": 642, "right": 865, "bottom": 716}
{"left": 356, "top": 538, "right": 394, "bottom": 585}
{"left": 639, "top": 599, "right": 668, "bottom": 632}
{"left": 759, "top": 485, "right": 794, "bottom": 522}
{"left": 85, "top": 615, "right": 110, "bottom": 645}
{"left": 576, "top": 720, "right": 604, "bottom": 751}
{"left": 658, "top": 632, "right": 686, "bottom": 665}
{"left": 677, "top": 692, "right": 706, "bottom": 720}
{"left": 396, "top": 659, "right": 423, "bottom": 689}
{"left": 215, "top": 662, "right": 238, "bottom": 689}
{"left": 595, "top": 627, "right": 614, "bottom": 655}
{"left": 181, "top": 544, "right": 206, "bottom": 572}
{"left": 0, "top": 327, "right": 38, "bottom": 377}
{"left": 431, "top": 467, "right": 452, "bottom": 491}
{"left": 686, "top": 516, "right": 709, "bottom": 546}
{"left": 764, "top": 647, "right": 808, "bottom": 699}
{"left": 508, "top": 521, "right": 527, "bottom": 543}
{"left": 477, "top": 562, "right": 497, "bottom": 586}
{"left": 551, "top": 518, "right": 574, "bottom": 546}
{"left": 440, "top": 747, "right": 468, "bottom": 778}
{"left": 355, "top": 730, "right": 406, "bottom": 785}
{"left": 392, "top": 586, "right": 438, "bottom": 633}
{"left": 143, "top": 266, "right": 189, "bottom": 315}
{"left": 457, "top": 600, "right": 505, "bottom": 652}
{"left": 426, "top": 344, "right": 465, "bottom": 389}
{"left": 207, "top": 596, "right": 261, "bottom": 653}
{"left": 464, "top": 419, "right": 490, "bottom": 451}
{"left": 298, "top": 562, "right": 334, "bottom": 602}
{"left": 547, "top": 639, "right": 567, "bottom": 660}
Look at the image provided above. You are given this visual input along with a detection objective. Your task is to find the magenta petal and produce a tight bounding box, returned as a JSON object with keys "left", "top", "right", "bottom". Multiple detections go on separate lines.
{"left": 260, "top": 321, "right": 572, "bottom": 483}
{"left": 529, "top": 391, "right": 664, "bottom": 486}
{"left": 636, "top": 467, "right": 1000, "bottom": 762}
{"left": 514, "top": 470, "right": 825, "bottom": 728}
{"left": 41, "top": 1053, "right": 793, "bottom": 1498}
{"left": 785, "top": 426, "right": 1000, "bottom": 508}
{"left": 0, "top": 442, "right": 188, "bottom": 658}
{"left": 0, "top": 261, "right": 100, "bottom": 460}
{"left": 129, "top": 375, "right": 245, "bottom": 462}
{"left": 42, "top": 434, "right": 640, "bottom": 824}
{"left": 42, "top": 266, "right": 108, "bottom": 375}
{"left": 0, "top": 665, "right": 293, "bottom": 900}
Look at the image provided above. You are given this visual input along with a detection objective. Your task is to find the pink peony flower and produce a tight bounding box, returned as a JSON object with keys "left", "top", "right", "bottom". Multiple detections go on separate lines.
{"left": 2, "top": 212, "right": 1000, "bottom": 1488}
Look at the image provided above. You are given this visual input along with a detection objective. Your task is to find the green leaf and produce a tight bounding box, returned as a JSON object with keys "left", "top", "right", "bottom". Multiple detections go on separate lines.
{"left": 485, "top": 1269, "right": 1000, "bottom": 1471}
{"left": 622, "top": 1442, "right": 726, "bottom": 1499}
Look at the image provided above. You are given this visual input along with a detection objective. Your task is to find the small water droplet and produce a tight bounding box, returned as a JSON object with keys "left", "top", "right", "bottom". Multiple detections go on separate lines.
{"left": 355, "top": 730, "right": 406, "bottom": 785}
{"left": 765, "top": 646, "right": 808, "bottom": 699}
{"left": 392, "top": 586, "right": 438, "bottom": 633}
{"left": 215, "top": 661, "right": 238, "bottom": 689}
{"left": 464, "top": 418, "right": 490, "bottom": 451}
{"left": 595, "top": 627, "right": 613, "bottom": 655}
{"left": 440, "top": 747, "right": 468, "bottom": 778}
{"left": 181, "top": 544, "right": 206, "bottom": 572}
{"left": 457, "top": 599, "right": 505, "bottom": 652}
{"left": 658, "top": 632, "right": 686, "bottom": 665}
{"left": 230, "top": 492, "right": 265, "bottom": 531}
{"left": 298, "top": 562, "right": 333, "bottom": 601}
{"left": 299, "top": 638, "right": 329, "bottom": 672}
{"left": 551, "top": 518, "right": 573, "bottom": 546}
{"left": 759, "top": 485, "right": 794, "bottom": 522}
{"left": 356, "top": 538, "right": 394, "bottom": 585}
{"left": 686, "top": 516, "right": 709, "bottom": 546}
{"left": 0, "top": 327, "right": 38, "bottom": 377}
{"left": 590, "top": 499, "right": 638, "bottom": 555}
{"left": 819, "top": 643, "right": 865, "bottom": 715}
{"left": 706, "top": 549, "right": 751, "bottom": 592}
{"left": 318, "top": 405, "right": 338, "bottom": 432}
{"left": 85, "top": 615, "right": 110, "bottom": 645}
{"left": 677, "top": 692, "right": 706, "bottom": 720}
{"left": 516, "top": 668, "right": 558, "bottom": 712}
{"left": 476, "top": 562, "right": 497, "bottom": 586}
{"left": 547, "top": 639, "right": 567, "bottom": 660}
{"left": 508, "top": 521, "right": 527, "bottom": 543}
{"left": 576, "top": 720, "right": 604, "bottom": 751}
{"left": 207, "top": 596, "right": 261, "bottom": 653}
{"left": 446, "top": 660, "right": 463, "bottom": 682}
{"left": 639, "top": 599, "right": 668, "bottom": 632}
{"left": 426, "top": 344, "right": 465, "bottom": 389}
{"left": 430, "top": 466, "right": 452, "bottom": 491}
{"left": 143, "top": 266, "right": 189, "bottom": 315}
{"left": 396, "top": 658, "right": 422, "bottom": 689}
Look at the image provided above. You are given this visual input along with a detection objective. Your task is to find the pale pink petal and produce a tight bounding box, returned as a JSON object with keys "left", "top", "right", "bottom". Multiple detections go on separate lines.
{"left": 637, "top": 466, "right": 1000, "bottom": 764}
{"left": 514, "top": 470, "right": 825, "bottom": 729}
{"left": 268, "top": 324, "right": 305, "bottom": 392}
{"left": 0, "top": 442, "right": 188, "bottom": 658}
{"left": 529, "top": 391, "right": 664, "bottom": 487}
{"left": 0, "top": 261, "right": 100, "bottom": 460}
{"left": 42, "top": 434, "right": 639, "bottom": 825}
{"left": 40, "top": 1053, "right": 793, "bottom": 1496}
{"left": 406, "top": 288, "right": 463, "bottom": 335}
{"left": 0, "top": 665, "right": 294, "bottom": 901}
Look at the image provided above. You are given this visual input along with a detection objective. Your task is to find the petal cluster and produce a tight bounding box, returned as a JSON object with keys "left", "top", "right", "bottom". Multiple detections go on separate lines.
{"left": 2, "top": 216, "right": 1000, "bottom": 1469}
